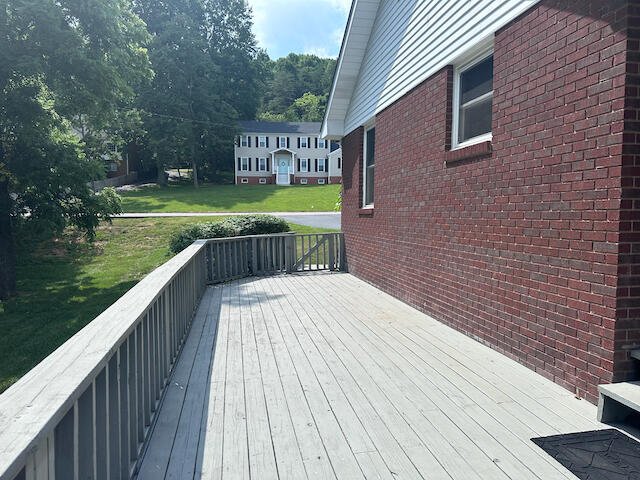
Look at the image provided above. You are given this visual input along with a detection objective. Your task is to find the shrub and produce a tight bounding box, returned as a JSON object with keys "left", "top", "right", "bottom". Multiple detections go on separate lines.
{"left": 169, "top": 215, "right": 290, "bottom": 253}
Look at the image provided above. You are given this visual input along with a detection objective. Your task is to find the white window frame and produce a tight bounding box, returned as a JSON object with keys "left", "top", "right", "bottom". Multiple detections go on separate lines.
{"left": 240, "top": 135, "right": 249, "bottom": 147}
{"left": 258, "top": 136, "right": 267, "bottom": 148}
{"left": 318, "top": 178, "right": 325, "bottom": 185}
{"left": 318, "top": 138, "right": 326, "bottom": 148}
{"left": 279, "top": 136, "right": 287, "bottom": 148}
{"left": 258, "top": 157, "right": 267, "bottom": 172}
{"left": 452, "top": 48, "right": 494, "bottom": 150}
{"left": 240, "top": 157, "right": 249, "bottom": 171}
{"left": 317, "top": 158, "right": 326, "bottom": 172}
{"left": 300, "top": 178, "right": 308, "bottom": 185}
{"left": 362, "top": 122, "right": 375, "bottom": 208}
{"left": 241, "top": 178, "right": 249, "bottom": 184}
{"left": 259, "top": 178, "right": 267, "bottom": 184}
{"left": 300, "top": 137, "right": 308, "bottom": 148}
{"left": 300, "top": 158, "right": 309, "bottom": 173}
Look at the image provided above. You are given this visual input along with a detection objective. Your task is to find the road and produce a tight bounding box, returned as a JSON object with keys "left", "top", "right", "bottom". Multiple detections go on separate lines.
{"left": 115, "top": 211, "right": 342, "bottom": 230}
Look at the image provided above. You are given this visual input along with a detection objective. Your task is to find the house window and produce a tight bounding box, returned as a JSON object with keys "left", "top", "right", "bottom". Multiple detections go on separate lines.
{"left": 318, "top": 179, "right": 325, "bottom": 185}
{"left": 258, "top": 157, "right": 267, "bottom": 171}
{"left": 300, "top": 137, "right": 308, "bottom": 148}
{"left": 241, "top": 178, "right": 249, "bottom": 184}
{"left": 259, "top": 178, "right": 266, "bottom": 184}
{"left": 240, "top": 157, "right": 249, "bottom": 171}
{"left": 300, "top": 178, "right": 308, "bottom": 185}
{"left": 300, "top": 158, "right": 308, "bottom": 172}
{"left": 454, "top": 52, "right": 493, "bottom": 147}
{"left": 318, "top": 138, "right": 326, "bottom": 148}
{"left": 240, "top": 136, "right": 248, "bottom": 147}
{"left": 317, "top": 158, "right": 326, "bottom": 172}
{"left": 279, "top": 136, "right": 287, "bottom": 148}
{"left": 258, "top": 136, "right": 267, "bottom": 147}
{"left": 363, "top": 126, "right": 375, "bottom": 206}
{"left": 107, "top": 142, "right": 118, "bottom": 154}
{"left": 109, "top": 162, "right": 118, "bottom": 172}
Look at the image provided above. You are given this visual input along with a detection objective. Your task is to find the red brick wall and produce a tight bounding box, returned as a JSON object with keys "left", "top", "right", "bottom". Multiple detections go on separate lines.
{"left": 236, "top": 176, "right": 273, "bottom": 185}
{"left": 341, "top": 0, "right": 633, "bottom": 402}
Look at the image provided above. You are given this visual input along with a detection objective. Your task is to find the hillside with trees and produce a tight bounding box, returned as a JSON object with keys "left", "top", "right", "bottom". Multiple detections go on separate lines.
{"left": 257, "top": 54, "right": 337, "bottom": 123}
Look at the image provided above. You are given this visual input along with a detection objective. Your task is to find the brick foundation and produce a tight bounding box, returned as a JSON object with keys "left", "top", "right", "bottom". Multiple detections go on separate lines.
{"left": 341, "top": 0, "right": 638, "bottom": 403}
{"left": 236, "top": 176, "right": 274, "bottom": 185}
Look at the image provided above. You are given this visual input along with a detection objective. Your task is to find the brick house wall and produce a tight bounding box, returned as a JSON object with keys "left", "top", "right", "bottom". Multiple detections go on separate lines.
{"left": 341, "top": 0, "right": 639, "bottom": 402}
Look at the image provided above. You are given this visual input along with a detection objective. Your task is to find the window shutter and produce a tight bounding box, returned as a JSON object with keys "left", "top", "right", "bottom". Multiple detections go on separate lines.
{"left": 256, "top": 158, "right": 259, "bottom": 170}
{"left": 307, "top": 137, "right": 311, "bottom": 148}
{"left": 297, "top": 158, "right": 300, "bottom": 171}
{"left": 248, "top": 136, "right": 251, "bottom": 147}
{"left": 237, "top": 158, "right": 241, "bottom": 170}
{"left": 297, "top": 137, "right": 300, "bottom": 148}
{"left": 266, "top": 137, "right": 270, "bottom": 148}
{"left": 287, "top": 137, "right": 290, "bottom": 148}
{"left": 267, "top": 158, "right": 270, "bottom": 171}
{"left": 248, "top": 158, "right": 252, "bottom": 171}
{"left": 315, "top": 138, "right": 318, "bottom": 148}
{"left": 255, "top": 136, "right": 258, "bottom": 147}
{"left": 315, "top": 159, "right": 318, "bottom": 172}
{"left": 326, "top": 158, "right": 329, "bottom": 172}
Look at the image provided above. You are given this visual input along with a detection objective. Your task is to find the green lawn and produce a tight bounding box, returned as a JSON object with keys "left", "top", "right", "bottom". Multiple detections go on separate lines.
{"left": 0, "top": 217, "right": 337, "bottom": 392}
{"left": 120, "top": 183, "right": 341, "bottom": 213}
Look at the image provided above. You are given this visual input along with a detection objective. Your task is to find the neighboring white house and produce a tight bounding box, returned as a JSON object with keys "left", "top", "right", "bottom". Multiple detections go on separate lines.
{"left": 234, "top": 121, "right": 341, "bottom": 185}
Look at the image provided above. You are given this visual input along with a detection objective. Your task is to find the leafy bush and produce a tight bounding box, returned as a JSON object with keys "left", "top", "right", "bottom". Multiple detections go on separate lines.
{"left": 169, "top": 215, "right": 290, "bottom": 253}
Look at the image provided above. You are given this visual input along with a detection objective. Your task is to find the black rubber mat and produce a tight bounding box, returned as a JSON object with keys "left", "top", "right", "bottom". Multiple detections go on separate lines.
{"left": 532, "top": 429, "right": 640, "bottom": 480}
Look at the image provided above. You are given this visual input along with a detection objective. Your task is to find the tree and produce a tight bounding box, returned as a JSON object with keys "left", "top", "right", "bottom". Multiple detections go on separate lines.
{"left": 257, "top": 54, "right": 336, "bottom": 122}
{"left": 136, "top": 0, "right": 264, "bottom": 186}
{"left": 0, "top": 0, "right": 152, "bottom": 300}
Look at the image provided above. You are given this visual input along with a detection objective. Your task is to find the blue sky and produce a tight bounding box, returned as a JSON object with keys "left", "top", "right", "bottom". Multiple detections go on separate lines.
{"left": 247, "top": 0, "right": 350, "bottom": 59}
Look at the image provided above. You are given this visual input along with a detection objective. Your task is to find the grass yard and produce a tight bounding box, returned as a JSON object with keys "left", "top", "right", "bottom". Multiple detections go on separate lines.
{"left": 0, "top": 217, "right": 337, "bottom": 392}
{"left": 120, "top": 183, "right": 341, "bottom": 213}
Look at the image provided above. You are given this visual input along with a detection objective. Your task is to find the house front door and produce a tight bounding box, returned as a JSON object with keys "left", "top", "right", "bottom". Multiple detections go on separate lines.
{"left": 276, "top": 156, "right": 290, "bottom": 185}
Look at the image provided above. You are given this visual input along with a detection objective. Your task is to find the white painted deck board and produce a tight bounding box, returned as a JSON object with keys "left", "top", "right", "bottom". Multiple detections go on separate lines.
{"left": 137, "top": 272, "right": 611, "bottom": 480}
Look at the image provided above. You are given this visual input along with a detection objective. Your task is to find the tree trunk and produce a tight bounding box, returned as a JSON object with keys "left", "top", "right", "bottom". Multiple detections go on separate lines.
{"left": 191, "top": 142, "right": 199, "bottom": 189}
{"left": 0, "top": 144, "right": 17, "bottom": 300}
{"left": 156, "top": 163, "right": 167, "bottom": 185}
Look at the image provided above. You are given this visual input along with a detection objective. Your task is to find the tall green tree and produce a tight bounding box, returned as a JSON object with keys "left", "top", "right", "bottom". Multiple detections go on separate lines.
{"left": 0, "top": 0, "right": 152, "bottom": 300}
{"left": 136, "top": 0, "right": 265, "bottom": 186}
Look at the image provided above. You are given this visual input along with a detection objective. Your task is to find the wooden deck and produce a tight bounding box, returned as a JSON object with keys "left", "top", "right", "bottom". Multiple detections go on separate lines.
{"left": 136, "top": 272, "right": 609, "bottom": 480}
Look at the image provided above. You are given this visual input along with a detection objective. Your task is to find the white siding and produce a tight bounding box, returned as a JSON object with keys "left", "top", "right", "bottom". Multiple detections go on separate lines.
{"left": 340, "top": 0, "right": 540, "bottom": 134}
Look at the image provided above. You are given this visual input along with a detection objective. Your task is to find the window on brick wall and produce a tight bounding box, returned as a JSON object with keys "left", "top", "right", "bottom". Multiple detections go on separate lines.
{"left": 363, "top": 125, "right": 375, "bottom": 207}
{"left": 453, "top": 52, "right": 493, "bottom": 147}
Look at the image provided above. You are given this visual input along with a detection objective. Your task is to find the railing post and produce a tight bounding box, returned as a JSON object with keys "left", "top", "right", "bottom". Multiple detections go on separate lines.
{"left": 285, "top": 235, "right": 295, "bottom": 273}
{"left": 328, "top": 234, "right": 335, "bottom": 271}
{"left": 251, "top": 237, "right": 258, "bottom": 275}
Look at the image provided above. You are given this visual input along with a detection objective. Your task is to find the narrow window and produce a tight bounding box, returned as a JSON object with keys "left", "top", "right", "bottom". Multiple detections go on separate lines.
{"left": 240, "top": 136, "right": 248, "bottom": 147}
{"left": 300, "top": 158, "right": 308, "bottom": 172}
{"left": 318, "top": 158, "right": 326, "bottom": 172}
{"left": 318, "top": 138, "right": 326, "bottom": 148}
{"left": 240, "top": 157, "right": 249, "bottom": 171}
{"left": 455, "top": 53, "right": 493, "bottom": 146}
{"left": 279, "top": 136, "right": 287, "bottom": 148}
{"left": 258, "top": 157, "right": 267, "bottom": 171}
{"left": 258, "top": 136, "right": 267, "bottom": 148}
{"left": 363, "top": 126, "right": 375, "bottom": 206}
{"left": 300, "top": 137, "right": 308, "bottom": 148}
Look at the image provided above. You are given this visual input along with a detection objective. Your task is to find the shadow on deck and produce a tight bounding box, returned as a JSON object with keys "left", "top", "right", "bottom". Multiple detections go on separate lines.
{"left": 137, "top": 272, "right": 606, "bottom": 480}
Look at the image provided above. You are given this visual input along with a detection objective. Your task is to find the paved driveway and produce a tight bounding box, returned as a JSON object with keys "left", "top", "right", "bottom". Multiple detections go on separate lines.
{"left": 115, "top": 211, "right": 341, "bottom": 230}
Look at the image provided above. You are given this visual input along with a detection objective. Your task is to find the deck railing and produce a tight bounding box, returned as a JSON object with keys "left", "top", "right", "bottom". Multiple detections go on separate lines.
{"left": 0, "top": 232, "right": 345, "bottom": 480}
{"left": 0, "top": 241, "right": 208, "bottom": 480}
{"left": 206, "top": 232, "right": 345, "bottom": 284}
